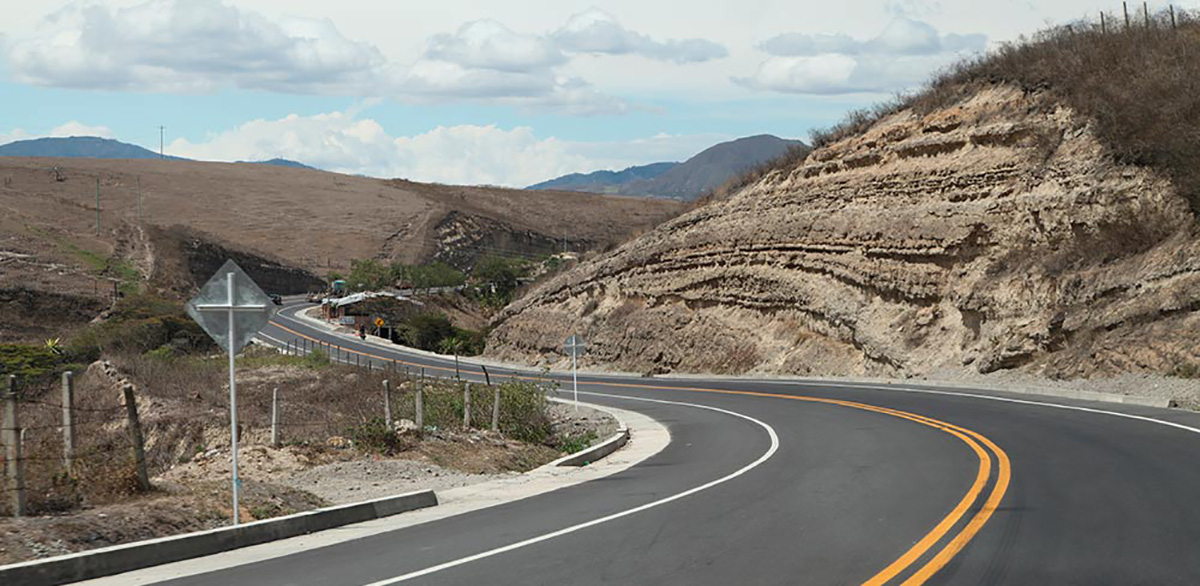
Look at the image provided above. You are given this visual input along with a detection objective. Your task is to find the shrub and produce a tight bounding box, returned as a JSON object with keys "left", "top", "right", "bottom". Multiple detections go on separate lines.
{"left": 347, "top": 417, "right": 409, "bottom": 454}
{"left": 0, "top": 344, "right": 63, "bottom": 379}
{"left": 805, "top": 9, "right": 1200, "bottom": 216}
{"left": 399, "top": 312, "right": 456, "bottom": 351}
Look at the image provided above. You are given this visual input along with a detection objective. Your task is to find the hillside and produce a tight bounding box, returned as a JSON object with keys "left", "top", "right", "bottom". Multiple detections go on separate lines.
{"left": 487, "top": 19, "right": 1200, "bottom": 381}
{"left": 529, "top": 135, "right": 806, "bottom": 201}
{"left": 527, "top": 162, "right": 678, "bottom": 193}
{"left": 0, "top": 157, "right": 680, "bottom": 342}
{"left": 0, "top": 137, "right": 187, "bottom": 161}
{"left": 0, "top": 136, "right": 314, "bottom": 170}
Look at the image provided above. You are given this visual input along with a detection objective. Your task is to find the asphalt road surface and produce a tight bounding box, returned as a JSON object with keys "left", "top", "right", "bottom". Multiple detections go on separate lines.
{"left": 165, "top": 299, "right": 1200, "bottom": 586}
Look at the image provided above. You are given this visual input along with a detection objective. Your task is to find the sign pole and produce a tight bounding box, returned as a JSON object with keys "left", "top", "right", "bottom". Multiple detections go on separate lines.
{"left": 188, "top": 260, "right": 271, "bottom": 528}
{"left": 572, "top": 351, "right": 578, "bottom": 411}
{"left": 226, "top": 273, "right": 241, "bottom": 526}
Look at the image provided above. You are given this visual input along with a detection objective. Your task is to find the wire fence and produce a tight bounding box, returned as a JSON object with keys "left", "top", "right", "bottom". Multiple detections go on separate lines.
{"left": 0, "top": 348, "right": 557, "bottom": 518}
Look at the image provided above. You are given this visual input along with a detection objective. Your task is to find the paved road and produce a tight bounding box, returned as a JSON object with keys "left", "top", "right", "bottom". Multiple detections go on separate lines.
{"left": 181, "top": 299, "right": 1200, "bottom": 585}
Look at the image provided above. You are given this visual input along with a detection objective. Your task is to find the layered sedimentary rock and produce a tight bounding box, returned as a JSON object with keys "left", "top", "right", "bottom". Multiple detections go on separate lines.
{"left": 487, "top": 86, "right": 1200, "bottom": 378}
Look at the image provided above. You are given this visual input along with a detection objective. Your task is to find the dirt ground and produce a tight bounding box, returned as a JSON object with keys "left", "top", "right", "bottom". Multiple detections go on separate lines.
{"left": 0, "top": 389, "right": 617, "bottom": 566}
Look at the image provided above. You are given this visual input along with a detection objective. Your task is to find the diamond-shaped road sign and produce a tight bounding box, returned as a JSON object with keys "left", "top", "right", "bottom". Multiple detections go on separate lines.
{"left": 564, "top": 334, "right": 586, "bottom": 358}
{"left": 186, "top": 260, "right": 274, "bottom": 354}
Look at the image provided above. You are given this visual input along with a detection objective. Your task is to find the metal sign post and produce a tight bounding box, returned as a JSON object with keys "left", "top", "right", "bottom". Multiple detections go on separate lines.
{"left": 564, "top": 335, "right": 587, "bottom": 411}
{"left": 186, "top": 260, "right": 273, "bottom": 526}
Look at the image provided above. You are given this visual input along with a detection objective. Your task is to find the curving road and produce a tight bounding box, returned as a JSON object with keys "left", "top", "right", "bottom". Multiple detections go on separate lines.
{"left": 164, "top": 299, "right": 1200, "bottom": 585}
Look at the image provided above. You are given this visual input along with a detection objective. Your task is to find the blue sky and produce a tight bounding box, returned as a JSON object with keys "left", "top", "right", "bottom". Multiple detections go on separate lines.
{"left": 0, "top": 0, "right": 1145, "bottom": 186}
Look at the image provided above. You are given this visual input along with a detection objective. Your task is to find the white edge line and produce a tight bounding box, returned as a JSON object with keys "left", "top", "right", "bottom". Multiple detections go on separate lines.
{"left": 796, "top": 382, "right": 1200, "bottom": 436}
{"left": 270, "top": 305, "right": 1200, "bottom": 439}
{"left": 361, "top": 390, "right": 781, "bottom": 586}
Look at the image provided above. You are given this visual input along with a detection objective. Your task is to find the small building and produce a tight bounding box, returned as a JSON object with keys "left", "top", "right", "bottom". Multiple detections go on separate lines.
{"left": 321, "top": 292, "right": 423, "bottom": 340}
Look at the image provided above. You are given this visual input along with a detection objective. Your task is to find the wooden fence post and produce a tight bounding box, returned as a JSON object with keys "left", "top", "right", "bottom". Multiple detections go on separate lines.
{"left": 1171, "top": 4, "right": 1177, "bottom": 29}
{"left": 122, "top": 384, "right": 151, "bottom": 492}
{"left": 271, "top": 387, "right": 280, "bottom": 448}
{"left": 415, "top": 376, "right": 424, "bottom": 436}
{"left": 463, "top": 383, "right": 471, "bottom": 429}
{"left": 481, "top": 364, "right": 491, "bottom": 387}
{"left": 3, "top": 375, "right": 26, "bottom": 516}
{"left": 62, "top": 371, "right": 76, "bottom": 472}
{"left": 383, "top": 379, "right": 393, "bottom": 428}
{"left": 1124, "top": 1, "right": 1131, "bottom": 28}
{"left": 491, "top": 385, "right": 501, "bottom": 432}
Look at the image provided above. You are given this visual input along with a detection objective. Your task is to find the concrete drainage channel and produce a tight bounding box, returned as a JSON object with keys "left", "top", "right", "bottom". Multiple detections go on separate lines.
{"left": 1, "top": 412, "right": 634, "bottom": 586}
{"left": 0, "top": 491, "right": 438, "bottom": 586}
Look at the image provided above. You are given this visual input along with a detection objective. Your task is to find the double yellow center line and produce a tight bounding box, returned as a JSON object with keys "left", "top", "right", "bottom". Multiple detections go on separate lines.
{"left": 269, "top": 319, "right": 1009, "bottom": 585}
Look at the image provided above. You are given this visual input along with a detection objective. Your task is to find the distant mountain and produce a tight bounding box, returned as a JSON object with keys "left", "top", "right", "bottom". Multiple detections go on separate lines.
{"left": 236, "top": 158, "right": 316, "bottom": 170}
{"left": 0, "top": 136, "right": 187, "bottom": 160}
{"left": 527, "top": 135, "right": 808, "bottom": 201}
{"left": 0, "top": 136, "right": 316, "bottom": 170}
{"left": 527, "top": 161, "right": 678, "bottom": 193}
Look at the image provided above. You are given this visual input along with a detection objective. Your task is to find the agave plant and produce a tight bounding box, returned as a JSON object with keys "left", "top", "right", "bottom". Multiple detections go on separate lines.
{"left": 44, "top": 337, "right": 63, "bottom": 355}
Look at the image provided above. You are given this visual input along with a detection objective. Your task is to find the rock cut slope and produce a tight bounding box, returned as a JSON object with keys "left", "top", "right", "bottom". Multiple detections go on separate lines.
{"left": 488, "top": 85, "right": 1200, "bottom": 379}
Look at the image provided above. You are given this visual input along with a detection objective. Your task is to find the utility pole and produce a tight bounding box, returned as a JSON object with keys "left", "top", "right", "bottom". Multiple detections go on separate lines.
{"left": 95, "top": 177, "right": 101, "bottom": 234}
{"left": 159, "top": 126, "right": 166, "bottom": 159}
{"left": 137, "top": 176, "right": 143, "bottom": 224}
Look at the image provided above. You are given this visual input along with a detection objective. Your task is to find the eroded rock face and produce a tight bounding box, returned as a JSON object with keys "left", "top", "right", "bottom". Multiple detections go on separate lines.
{"left": 487, "top": 86, "right": 1200, "bottom": 378}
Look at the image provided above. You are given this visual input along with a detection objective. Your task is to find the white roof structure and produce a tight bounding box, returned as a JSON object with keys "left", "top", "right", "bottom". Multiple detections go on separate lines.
{"left": 323, "top": 291, "right": 419, "bottom": 309}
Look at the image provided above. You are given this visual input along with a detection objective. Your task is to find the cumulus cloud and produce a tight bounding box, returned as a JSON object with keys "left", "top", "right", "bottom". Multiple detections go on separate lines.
{"left": 164, "top": 108, "right": 717, "bottom": 186}
{"left": 6, "top": 0, "right": 384, "bottom": 94}
{"left": 737, "top": 16, "right": 986, "bottom": 94}
{"left": 50, "top": 121, "right": 113, "bottom": 138}
{"left": 423, "top": 20, "right": 565, "bottom": 73}
{"left": 4, "top": 2, "right": 723, "bottom": 116}
{"left": 553, "top": 8, "right": 728, "bottom": 63}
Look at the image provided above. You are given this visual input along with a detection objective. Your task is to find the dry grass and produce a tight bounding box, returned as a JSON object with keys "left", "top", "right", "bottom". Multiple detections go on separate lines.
{"left": 2, "top": 345, "right": 558, "bottom": 517}
{"left": 807, "top": 8, "right": 1200, "bottom": 215}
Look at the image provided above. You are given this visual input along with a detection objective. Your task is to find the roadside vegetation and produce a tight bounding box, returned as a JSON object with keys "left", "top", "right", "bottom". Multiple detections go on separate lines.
{"left": 803, "top": 8, "right": 1200, "bottom": 216}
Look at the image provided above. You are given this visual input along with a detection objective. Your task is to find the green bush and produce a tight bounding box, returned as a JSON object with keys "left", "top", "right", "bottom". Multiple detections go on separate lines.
{"left": 65, "top": 294, "right": 213, "bottom": 361}
{"left": 347, "top": 417, "right": 408, "bottom": 455}
{"left": 399, "top": 312, "right": 456, "bottom": 351}
{"left": 395, "top": 262, "right": 466, "bottom": 290}
{"left": 0, "top": 344, "right": 63, "bottom": 378}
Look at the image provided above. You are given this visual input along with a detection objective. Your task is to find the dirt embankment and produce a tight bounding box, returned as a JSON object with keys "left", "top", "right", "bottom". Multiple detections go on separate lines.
{"left": 487, "top": 85, "right": 1200, "bottom": 384}
{"left": 0, "top": 353, "right": 615, "bottom": 565}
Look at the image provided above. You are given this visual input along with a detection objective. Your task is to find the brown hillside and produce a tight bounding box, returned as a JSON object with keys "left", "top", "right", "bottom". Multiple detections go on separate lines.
{"left": 0, "top": 157, "right": 679, "bottom": 342}
{"left": 486, "top": 84, "right": 1200, "bottom": 379}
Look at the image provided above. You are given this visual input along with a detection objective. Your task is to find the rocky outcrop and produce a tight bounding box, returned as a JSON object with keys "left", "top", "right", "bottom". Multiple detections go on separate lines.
{"left": 487, "top": 86, "right": 1200, "bottom": 378}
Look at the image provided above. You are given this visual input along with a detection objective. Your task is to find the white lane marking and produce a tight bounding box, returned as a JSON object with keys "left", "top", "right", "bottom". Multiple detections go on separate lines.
{"left": 362, "top": 391, "right": 781, "bottom": 586}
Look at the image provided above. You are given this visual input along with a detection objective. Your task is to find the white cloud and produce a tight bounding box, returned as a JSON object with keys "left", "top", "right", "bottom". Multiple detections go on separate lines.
{"left": 3, "top": 2, "right": 727, "bottom": 116}
{"left": 423, "top": 20, "right": 565, "bottom": 73}
{"left": 553, "top": 8, "right": 728, "bottom": 63}
{"left": 0, "top": 128, "right": 31, "bottom": 145}
{"left": 737, "top": 16, "right": 986, "bottom": 94}
{"left": 50, "top": 121, "right": 113, "bottom": 138}
{"left": 165, "top": 108, "right": 719, "bottom": 187}
{"left": 7, "top": 0, "right": 384, "bottom": 94}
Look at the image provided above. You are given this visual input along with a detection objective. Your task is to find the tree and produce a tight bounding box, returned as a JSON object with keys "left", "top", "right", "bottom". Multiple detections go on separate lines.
{"left": 346, "top": 259, "right": 392, "bottom": 292}
{"left": 473, "top": 255, "right": 528, "bottom": 303}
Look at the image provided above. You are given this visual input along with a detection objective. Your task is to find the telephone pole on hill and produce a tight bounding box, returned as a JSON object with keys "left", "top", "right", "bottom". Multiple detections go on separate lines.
{"left": 159, "top": 126, "right": 166, "bottom": 159}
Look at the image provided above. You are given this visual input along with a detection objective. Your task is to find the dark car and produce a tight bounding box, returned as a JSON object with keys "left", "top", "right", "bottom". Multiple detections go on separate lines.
{"left": 270, "top": 294, "right": 283, "bottom": 306}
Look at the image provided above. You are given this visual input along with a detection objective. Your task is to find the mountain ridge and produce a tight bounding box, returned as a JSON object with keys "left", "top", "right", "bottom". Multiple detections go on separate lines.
{"left": 528, "top": 134, "right": 807, "bottom": 201}
{"left": 0, "top": 136, "right": 312, "bottom": 170}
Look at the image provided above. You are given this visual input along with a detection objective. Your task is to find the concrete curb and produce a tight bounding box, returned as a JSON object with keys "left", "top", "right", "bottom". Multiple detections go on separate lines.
{"left": 0, "top": 490, "right": 438, "bottom": 586}
{"left": 551, "top": 428, "right": 631, "bottom": 467}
